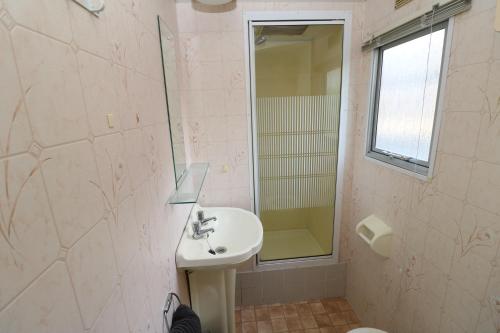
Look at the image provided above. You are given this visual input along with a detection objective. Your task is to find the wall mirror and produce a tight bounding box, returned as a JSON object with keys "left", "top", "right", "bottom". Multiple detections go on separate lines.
{"left": 158, "top": 16, "right": 187, "bottom": 186}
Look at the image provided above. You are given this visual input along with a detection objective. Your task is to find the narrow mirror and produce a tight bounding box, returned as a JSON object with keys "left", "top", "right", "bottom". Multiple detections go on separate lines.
{"left": 158, "top": 16, "right": 187, "bottom": 186}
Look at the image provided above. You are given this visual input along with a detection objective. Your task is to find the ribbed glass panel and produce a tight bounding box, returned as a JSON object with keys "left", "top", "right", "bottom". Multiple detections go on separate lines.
{"left": 256, "top": 95, "right": 340, "bottom": 211}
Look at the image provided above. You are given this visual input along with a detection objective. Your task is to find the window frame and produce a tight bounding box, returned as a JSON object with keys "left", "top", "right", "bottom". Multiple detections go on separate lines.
{"left": 366, "top": 20, "right": 451, "bottom": 178}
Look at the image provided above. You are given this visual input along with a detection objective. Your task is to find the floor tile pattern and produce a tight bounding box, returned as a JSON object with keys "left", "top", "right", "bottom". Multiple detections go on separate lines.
{"left": 235, "top": 298, "right": 361, "bottom": 333}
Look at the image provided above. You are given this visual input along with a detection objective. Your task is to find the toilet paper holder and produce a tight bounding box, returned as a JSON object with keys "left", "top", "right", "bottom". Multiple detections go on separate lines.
{"left": 356, "top": 215, "right": 392, "bottom": 258}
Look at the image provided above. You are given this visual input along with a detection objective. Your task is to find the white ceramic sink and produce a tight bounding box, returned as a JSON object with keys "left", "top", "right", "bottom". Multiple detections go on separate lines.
{"left": 176, "top": 204, "right": 263, "bottom": 269}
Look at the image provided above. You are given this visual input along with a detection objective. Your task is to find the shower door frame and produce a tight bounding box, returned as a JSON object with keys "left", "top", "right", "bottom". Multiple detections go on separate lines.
{"left": 244, "top": 11, "right": 352, "bottom": 269}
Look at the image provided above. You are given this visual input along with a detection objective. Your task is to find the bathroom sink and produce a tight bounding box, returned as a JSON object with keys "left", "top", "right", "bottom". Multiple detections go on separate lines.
{"left": 176, "top": 205, "right": 263, "bottom": 269}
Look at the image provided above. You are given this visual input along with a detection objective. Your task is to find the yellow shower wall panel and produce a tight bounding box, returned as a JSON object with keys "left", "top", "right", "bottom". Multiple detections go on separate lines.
{"left": 255, "top": 42, "right": 312, "bottom": 97}
{"left": 310, "top": 27, "right": 343, "bottom": 95}
{"left": 260, "top": 208, "right": 309, "bottom": 231}
{"left": 305, "top": 206, "right": 335, "bottom": 254}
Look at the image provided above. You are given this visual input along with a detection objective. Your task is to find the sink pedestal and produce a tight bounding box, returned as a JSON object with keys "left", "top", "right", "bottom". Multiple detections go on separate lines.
{"left": 188, "top": 268, "right": 236, "bottom": 333}
{"left": 176, "top": 206, "right": 263, "bottom": 332}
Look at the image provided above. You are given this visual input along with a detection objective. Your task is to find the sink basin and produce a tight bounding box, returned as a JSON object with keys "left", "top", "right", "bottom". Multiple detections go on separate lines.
{"left": 176, "top": 205, "right": 263, "bottom": 269}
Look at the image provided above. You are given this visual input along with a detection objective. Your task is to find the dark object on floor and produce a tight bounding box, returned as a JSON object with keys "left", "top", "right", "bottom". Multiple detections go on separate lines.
{"left": 171, "top": 304, "right": 202, "bottom": 333}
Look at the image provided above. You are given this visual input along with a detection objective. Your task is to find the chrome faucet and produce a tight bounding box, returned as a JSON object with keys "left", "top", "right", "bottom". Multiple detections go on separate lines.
{"left": 197, "top": 210, "right": 217, "bottom": 225}
{"left": 192, "top": 210, "right": 216, "bottom": 239}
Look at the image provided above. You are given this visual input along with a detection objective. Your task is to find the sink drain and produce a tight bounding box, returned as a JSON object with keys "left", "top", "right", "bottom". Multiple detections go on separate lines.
{"left": 215, "top": 246, "right": 227, "bottom": 254}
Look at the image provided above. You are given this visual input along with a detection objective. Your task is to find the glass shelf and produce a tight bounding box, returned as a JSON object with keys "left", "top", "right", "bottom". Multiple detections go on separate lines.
{"left": 168, "top": 163, "right": 209, "bottom": 204}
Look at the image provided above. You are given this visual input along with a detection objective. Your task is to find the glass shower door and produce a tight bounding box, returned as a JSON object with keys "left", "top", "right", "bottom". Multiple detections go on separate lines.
{"left": 251, "top": 22, "right": 344, "bottom": 262}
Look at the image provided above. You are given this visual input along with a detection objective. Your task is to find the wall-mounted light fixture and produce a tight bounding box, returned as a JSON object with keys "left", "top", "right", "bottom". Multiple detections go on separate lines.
{"left": 196, "top": 0, "right": 233, "bottom": 5}
{"left": 71, "top": 0, "right": 105, "bottom": 16}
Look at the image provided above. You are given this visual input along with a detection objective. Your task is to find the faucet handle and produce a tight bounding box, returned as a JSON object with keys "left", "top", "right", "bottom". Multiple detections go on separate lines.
{"left": 197, "top": 210, "right": 204, "bottom": 221}
{"left": 192, "top": 220, "right": 200, "bottom": 232}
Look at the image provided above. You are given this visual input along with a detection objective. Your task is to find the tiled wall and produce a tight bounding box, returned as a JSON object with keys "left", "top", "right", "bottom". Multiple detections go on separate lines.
{"left": 175, "top": 0, "right": 364, "bottom": 208}
{"left": 0, "top": 0, "right": 192, "bottom": 332}
{"left": 3, "top": 0, "right": 498, "bottom": 331}
{"left": 236, "top": 263, "right": 347, "bottom": 306}
{"left": 343, "top": 0, "right": 500, "bottom": 332}
{"left": 176, "top": 0, "right": 365, "bottom": 271}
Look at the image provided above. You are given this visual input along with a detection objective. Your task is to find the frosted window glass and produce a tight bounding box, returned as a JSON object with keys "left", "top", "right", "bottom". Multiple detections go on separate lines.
{"left": 375, "top": 28, "right": 445, "bottom": 162}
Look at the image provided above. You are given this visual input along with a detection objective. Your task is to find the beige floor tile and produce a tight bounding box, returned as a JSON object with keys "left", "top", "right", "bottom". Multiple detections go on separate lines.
{"left": 242, "top": 308, "right": 256, "bottom": 322}
{"left": 271, "top": 318, "right": 288, "bottom": 332}
{"left": 314, "top": 314, "right": 332, "bottom": 328}
{"left": 235, "top": 297, "right": 360, "bottom": 333}
{"left": 301, "top": 315, "right": 318, "bottom": 329}
{"left": 286, "top": 316, "right": 303, "bottom": 330}
{"left": 309, "top": 301, "right": 326, "bottom": 314}
{"left": 335, "top": 299, "right": 352, "bottom": 312}
{"left": 257, "top": 320, "right": 273, "bottom": 333}
{"left": 321, "top": 299, "right": 340, "bottom": 313}
{"left": 242, "top": 322, "right": 257, "bottom": 333}
{"left": 255, "top": 307, "right": 270, "bottom": 321}
{"left": 284, "top": 303, "right": 299, "bottom": 317}
{"left": 269, "top": 304, "right": 284, "bottom": 318}
{"left": 296, "top": 302, "right": 313, "bottom": 316}
{"left": 328, "top": 313, "right": 347, "bottom": 326}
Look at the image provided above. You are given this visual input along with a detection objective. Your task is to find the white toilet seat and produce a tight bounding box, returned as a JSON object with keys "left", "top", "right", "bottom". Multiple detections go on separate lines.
{"left": 348, "top": 328, "right": 387, "bottom": 333}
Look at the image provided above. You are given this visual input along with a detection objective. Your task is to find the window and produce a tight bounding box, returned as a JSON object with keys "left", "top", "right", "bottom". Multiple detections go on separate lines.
{"left": 367, "top": 22, "right": 448, "bottom": 176}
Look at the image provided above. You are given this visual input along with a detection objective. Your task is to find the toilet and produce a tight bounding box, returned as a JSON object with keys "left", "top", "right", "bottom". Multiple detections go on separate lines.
{"left": 348, "top": 328, "right": 387, "bottom": 333}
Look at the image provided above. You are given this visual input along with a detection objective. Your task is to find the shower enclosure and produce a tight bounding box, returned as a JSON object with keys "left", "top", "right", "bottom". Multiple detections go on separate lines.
{"left": 245, "top": 12, "right": 350, "bottom": 264}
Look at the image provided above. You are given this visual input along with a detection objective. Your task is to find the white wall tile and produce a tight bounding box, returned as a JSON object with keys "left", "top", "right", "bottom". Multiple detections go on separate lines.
{"left": 222, "top": 31, "right": 244, "bottom": 61}
{"left": 435, "top": 153, "right": 473, "bottom": 200}
{"left": 449, "top": 9, "right": 495, "bottom": 69}
{"left": 457, "top": 204, "right": 500, "bottom": 261}
{"left": 475, "top": 59, "right": 500, "bottom": 164}
{"left": 90, "top": 287, "right": 130, "bottom": 333}
{"left": 108, "top": 195, "right": 140, "bottom": 274}
{"left": 175, "top": 3, "right": 198, "bottom": 33}
{"left": 428, "top": 191, "right": 462, "bottom": 239}
{"left": 0, "top": 154, "right": 59, "bottom": 308}
{"left": 93, "top": 133, "right": 131, "bottom": 208}
{"left": 136, "top": 27, "right": 163, "bottom": 81}
{"left": 438, "top": 112, "right": 481, "bottom": 158}
{"left": 423, "top": 228, "right": 455, "bottom": 275}
{"left": 345, "top": 3, "right": 500, "bottom": 331}
{"left": 443, "top": 280, "right": 482, "bottom": 332}
{"left": 66, "top": 220, "right": 118, "bottom": 329}
{"left": 67, "top": 1, "right": 110, "bottom": 59}
{"left": 1, "top": 1, "right": 190, "bottom": 333}
{"left": 223, "top": 60, "right": 245, "bottom": 90}
{"left": 0, "top": 24, "right": 31, "bottom": 157}
{"left": 123, "top": 128, "right": 149, "bottom": 190}
{"left": 41, "top": 141, "right": 104, "bottom": 247}
{"left": 78, "top": 51, "right": 122, "bottom": 136}
{"left": 450, "top": 249, "right": 492, "bottom": 301}
{"left": 106, "top": 0, "right": 139, "bottom": 68}
{"left": 475, "top": 265, "right": 500, "bottom": 333}
{"left": 445, "top": 62, "right": 489, "bottom": 113}
{"left": 114, "top": 66, "right": 140, "bottom": 130}
{"left": 120, "top": 254, "right": 155, "bottom": 333}
{"left": 468, "top": 161, "right": 500, "bottom": 215}
{"left": 11, "top": 27, "right": 88, "bottom": 146}
{"left": 0, "top": 262, "right": 84, "bottom": 333}
{"left": 4, "top": 0, "right": 72, "bottom": 42}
